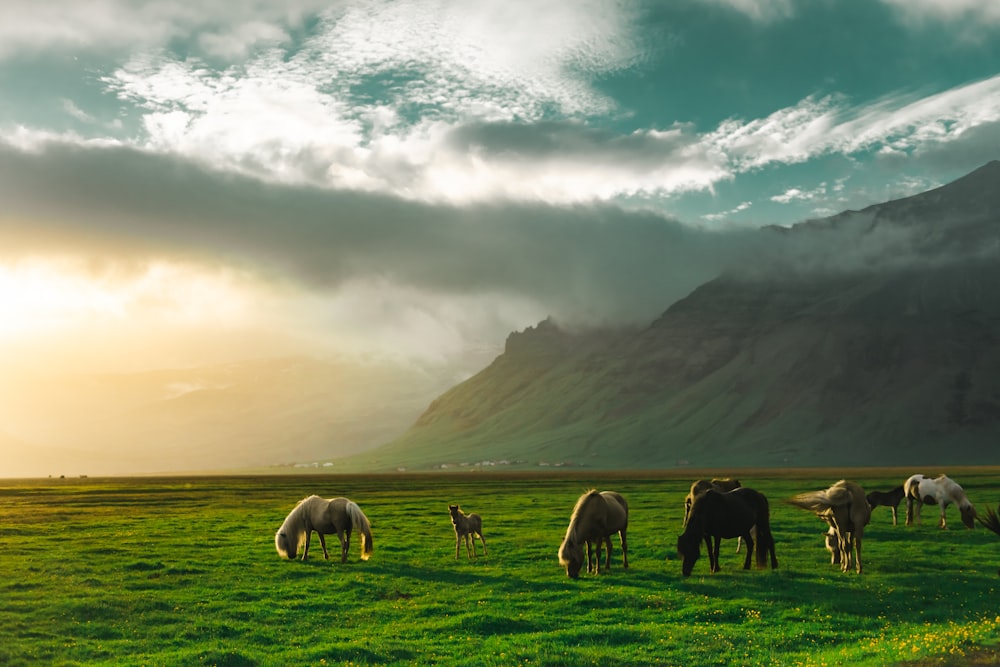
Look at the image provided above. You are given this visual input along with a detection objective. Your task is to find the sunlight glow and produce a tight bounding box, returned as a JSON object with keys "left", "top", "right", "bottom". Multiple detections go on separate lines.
{"left": 0, "top": 259, "right": 253, "bottom": 338}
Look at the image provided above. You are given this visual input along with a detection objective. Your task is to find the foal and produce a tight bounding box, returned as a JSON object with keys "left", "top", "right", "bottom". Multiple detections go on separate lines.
{"left": 866, "top": 485, "right": 905, "bottom": 525}
{"left": 449, "top": 504, "right": 488, "bottom": 559}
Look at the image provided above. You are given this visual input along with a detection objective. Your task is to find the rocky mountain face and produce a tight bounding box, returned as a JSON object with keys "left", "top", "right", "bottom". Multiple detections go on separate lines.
{"left": 361, "top": 162, "right": 1000, "bottom": 470}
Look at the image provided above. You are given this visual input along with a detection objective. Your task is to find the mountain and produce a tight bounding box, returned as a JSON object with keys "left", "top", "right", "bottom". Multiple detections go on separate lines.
{"left": 352, "top": 162, "right": 1000, "bottom": 470}
{"left": 0, "top": 356, "right": 472, "bottom": 477}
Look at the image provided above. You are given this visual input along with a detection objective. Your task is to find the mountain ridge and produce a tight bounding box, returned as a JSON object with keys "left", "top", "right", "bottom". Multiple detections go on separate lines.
{"left": 351, "top": 161, "right": 1000, "bottom": 471}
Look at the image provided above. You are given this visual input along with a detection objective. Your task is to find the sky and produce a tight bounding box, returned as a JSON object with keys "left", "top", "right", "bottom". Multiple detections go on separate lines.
{"left": 1, "top": 0, "right": 999, "bottom": 376}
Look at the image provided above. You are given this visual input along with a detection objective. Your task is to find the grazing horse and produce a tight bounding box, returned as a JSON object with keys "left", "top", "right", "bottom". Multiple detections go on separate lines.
{"left": 676, "top": 487, "right": 777, "bottom": 577}
{"left": 789, "top": 480, "right": 870, "bottom": 574}
{"left": 275, "top": 495, "right": 373, "bottom": 563}
{"left": 683, "top": 478, "right": 749, "bottom": 553}
{"left": 558, "top": 490, "right": 629, "bottom": 579}
{"left": 904, "top": 474, "right": 977, "bottom": 529}
{"left": 979, "top": 502, "right": 1000, "bottom": 576}
{"left": 866, "top": 485, "right": 905, "bottom": 525}
{"left": 449, "top": 504, "right": 488, "bottom": 559}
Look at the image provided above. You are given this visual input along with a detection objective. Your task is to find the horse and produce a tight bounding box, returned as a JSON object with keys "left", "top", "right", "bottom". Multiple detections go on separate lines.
{"left": 676, "top": 487, "right": 777, "bottom": 577}
{"left": 449, "top": 504, "right": 488, "bottom": 559}
{"left": 558, "top": 490, "right": 628, "bottom": 579}
{"left": 683, "top": 478, "right": 749, "bottom": 553}
{"left": 788, "top": 480, "right": 870, "bottom": 574}
{"left": 866, "top": 485, "right": 905, "bottom": 525}
{"left": 980, "top": 502, "right": 1000, "bottom": 537}
{"left": 904, "top": 474, "right": 977, "bottom": 529}
{"left": 978, "top": 502, "right": 1000, "bottom": 577}
{"left": 275, "top": 495, "right": 373, "bottom": 563}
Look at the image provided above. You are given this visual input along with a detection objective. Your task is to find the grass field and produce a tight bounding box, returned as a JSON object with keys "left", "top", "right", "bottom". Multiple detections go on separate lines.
{"left": 1, "top": 470, "right": 999, "bottom": 666}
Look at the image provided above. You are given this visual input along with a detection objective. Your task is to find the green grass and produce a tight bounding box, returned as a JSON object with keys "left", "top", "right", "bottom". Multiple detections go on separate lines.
{"left": 1, "top": 471, "right": 999, "bottom": 666}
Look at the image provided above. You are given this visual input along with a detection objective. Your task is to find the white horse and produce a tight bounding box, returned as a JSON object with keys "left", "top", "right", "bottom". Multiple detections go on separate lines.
{"left": 275, "top": 495, "right": 373, "bottom": 562}
{"left": 904, "top": 474, "right": 976, "bottom": 529}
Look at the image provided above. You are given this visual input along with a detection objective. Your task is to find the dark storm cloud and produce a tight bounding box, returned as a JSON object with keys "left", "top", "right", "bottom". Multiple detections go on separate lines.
{"left": 0, "top": 140, "right": 763, "bottom": 325}
{"left": 445, "top": 120, "right": 700, "bottom": 167}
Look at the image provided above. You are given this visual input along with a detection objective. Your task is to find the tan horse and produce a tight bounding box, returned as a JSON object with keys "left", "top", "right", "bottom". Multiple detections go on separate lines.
{"left": 449, "top": 504, "right": 488, "bottom": 559}
{"left": 558, "top": 490, "right": 628, "bottom": 579}
{"left": 789, "top": 480, "right": 870, "bottom": 573}
{"left": 275, "top": 495, "right": 373, "bottom": 563}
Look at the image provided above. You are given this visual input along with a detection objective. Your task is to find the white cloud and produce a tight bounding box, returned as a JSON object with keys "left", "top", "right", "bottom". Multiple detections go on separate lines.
{"left": 0, "top": 1, "right": 325, "bottom": 60}
{"left": 880, "top": 0, "right": 1000, "bottom": 25}
{"left": 771, "top": 184, "right": 826, "bottom": 204}
{"left": 708, "top": 75, "right": 1000, "bottom": 171}
{"left": 703, "top": 200, "right": 752, "bottom": 222}
{"left": 95, "top": 2, "right": 728, "bottom": 204}
{"left": 697, "top": 0, "right": 795, "bottom": 21}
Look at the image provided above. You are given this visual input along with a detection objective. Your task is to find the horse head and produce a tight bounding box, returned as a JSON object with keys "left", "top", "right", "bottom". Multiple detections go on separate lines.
{"left": 274, "top": 530, "right": 298, "bottom": 560}
{"left": 676, "top": 531, "right": 701, "bottom": 577}
{"left": 558, "top": 539, "right": 584, "bottom": 579}
{"left": 960, "top": 503, "right": 978, "bottom": 529}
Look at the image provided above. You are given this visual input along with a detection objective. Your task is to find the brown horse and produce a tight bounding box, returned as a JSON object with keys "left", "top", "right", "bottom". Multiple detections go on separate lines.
{"left": 677, "top": 487, "right": 777, "bottom": 577}
{"left": 275, "top": 495, "right": 373, "bottom": 563}
{"left": 449, "top": 504, "right": 488, "bottom": 559}
{"left": 866, "top": 485, "right": 905, "bottom": 525}
{"left": 683, "top": 478, "right": 747, "bottom": 552}
{"left": 558, "top": 490, "right": 628, "bottom": 579}
{"left": 789, "top": 480, "right": 870, "bottom": 574}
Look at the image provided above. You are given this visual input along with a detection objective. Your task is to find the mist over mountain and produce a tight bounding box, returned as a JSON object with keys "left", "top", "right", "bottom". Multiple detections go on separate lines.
{"left": 353, "top": 161, "right": 1000, "bottom": 471}
{"left": 0, "top": 356, "right": 480, "bottom": 477}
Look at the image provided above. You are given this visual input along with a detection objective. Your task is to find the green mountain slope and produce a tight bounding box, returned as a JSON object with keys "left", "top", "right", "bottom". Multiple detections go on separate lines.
{"left": 353, "top": 162, "right": 1000, "bottom": 470}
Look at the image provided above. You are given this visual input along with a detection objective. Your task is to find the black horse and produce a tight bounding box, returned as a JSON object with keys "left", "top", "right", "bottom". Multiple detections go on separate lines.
{"left": 866, "top": 485, "right": 905, "bottom": 526}
{"left": 677, "top": 487, "right": 778, "bottom": 577}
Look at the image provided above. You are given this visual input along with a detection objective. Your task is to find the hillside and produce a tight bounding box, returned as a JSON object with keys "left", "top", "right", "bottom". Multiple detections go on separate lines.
{"left": 352, "top": 162, "right": 1000, "bottom": 470}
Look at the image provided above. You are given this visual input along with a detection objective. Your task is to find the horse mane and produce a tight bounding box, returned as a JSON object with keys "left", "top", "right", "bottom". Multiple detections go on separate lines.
{"left": 275, "top": 495, "right": 317, "bottom": 558}
{"left": 565, "top": 490, "right": 600, "bottom": 542}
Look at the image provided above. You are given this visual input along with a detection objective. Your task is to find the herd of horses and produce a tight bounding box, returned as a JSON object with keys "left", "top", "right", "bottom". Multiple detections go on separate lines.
{"left": 274, "top": 474, "right": 1000, "bottom": 578}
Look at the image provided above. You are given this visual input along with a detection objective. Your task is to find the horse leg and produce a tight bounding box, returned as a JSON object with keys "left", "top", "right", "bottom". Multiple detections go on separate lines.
{"left": 317, "top": 532, "right": 330, "bottom": 560}
{"left": 939, "top": 506, "right": 948, "bottom": 529}
{"left": 455, "top": 532, "right": 461, "bottom": 559}
{"left": 619, "top": 529, "right": 628, "bottom": 570}
{"left": 712, "top": 536, "right": 722, "bottom": 573}
{"left": 302, "top": 530, "right": 312, "bottom": 561}
{"left": 891, "top": 504, "right": 898, "bottom": 526}
{"left": 742, "top": 532, "right": 754, "bottom": 570}
{"left": 339, "top": 531, "right": 349, "bottom": 563}
{"left": 905, "top": 497, "right": 915, "bottom": 526}
{"left": 478, "top": 531, "right": 488, "bottom": 556}
{"left": 603, "top": 536, "right": 612, "bottom": 572}
{"left": 840, "top": 533, "right": 852, "bottom": 573}
{"left": 467, "top": 532, "right": 475, "bottom": 559}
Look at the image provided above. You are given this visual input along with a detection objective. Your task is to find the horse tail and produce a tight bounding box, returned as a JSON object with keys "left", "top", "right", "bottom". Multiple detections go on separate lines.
{"left": 787, "top": 490, "right": 835, "bottom": 513}
{"left": 788, "top": 484, "right": 853, "bottom": 513}
{"left": 753, "top": 493, "right": 774, "bottom": 569}
{"left": 346, "top": 501, "right": 373, "bottom": 561}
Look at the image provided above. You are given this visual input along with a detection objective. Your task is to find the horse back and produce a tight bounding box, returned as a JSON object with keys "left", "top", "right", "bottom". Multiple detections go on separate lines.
{"left": 578, "top": 492, "right": 627, "bottom": 539}
{"left": 309, "top": 496, "right": 349, "bottom": 532}
{"left": 697, "top": 489, "right": 758, "bottom": 537}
